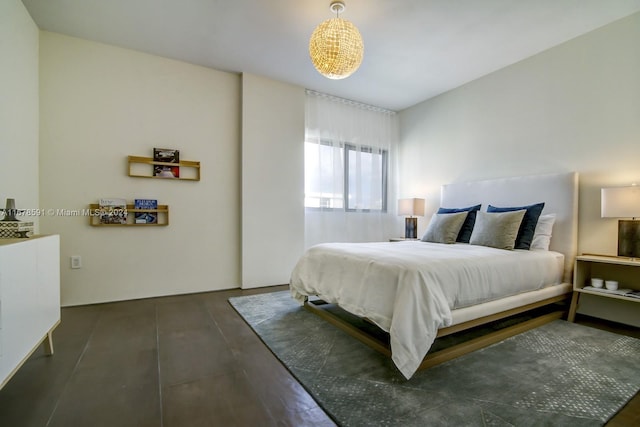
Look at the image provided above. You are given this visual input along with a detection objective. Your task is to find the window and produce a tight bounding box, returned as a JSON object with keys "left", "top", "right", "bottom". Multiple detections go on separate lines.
{"left": 305, "top": 140, "right": 388, "bottom": 212}
{"left": 304, "top": 140, "right": 344, "bottom": 209}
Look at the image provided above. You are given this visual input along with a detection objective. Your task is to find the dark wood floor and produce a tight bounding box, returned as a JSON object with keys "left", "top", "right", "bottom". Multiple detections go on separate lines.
{"left": 0, "top": 285, "right": 637, "bottom": 426}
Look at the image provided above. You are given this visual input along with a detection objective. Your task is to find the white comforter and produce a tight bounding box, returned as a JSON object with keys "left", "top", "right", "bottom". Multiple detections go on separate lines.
{"left": 289, "top": 241, "right": 564, "bottom": 379}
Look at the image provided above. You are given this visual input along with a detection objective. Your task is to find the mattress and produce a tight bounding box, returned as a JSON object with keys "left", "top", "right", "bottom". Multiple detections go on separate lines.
{"left": 289, "top": 240, "right": 565, "bottom": 379}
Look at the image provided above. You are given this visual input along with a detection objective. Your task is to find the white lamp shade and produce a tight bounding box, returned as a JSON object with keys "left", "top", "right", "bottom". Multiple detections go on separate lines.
{"left": 398, "top": 198, "right": 425, "bottom": 216}
{"left": 601, "top": 186, "right": 640, "bottom": 218}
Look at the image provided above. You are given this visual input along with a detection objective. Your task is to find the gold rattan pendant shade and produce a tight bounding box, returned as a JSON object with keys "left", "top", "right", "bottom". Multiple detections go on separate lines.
{"left": 309, "top": 2, "right": 363, "bottom": 80}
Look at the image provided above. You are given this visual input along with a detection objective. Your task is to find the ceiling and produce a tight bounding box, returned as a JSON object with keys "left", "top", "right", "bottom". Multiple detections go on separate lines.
{"left": 22, "top": 0, "right": 640, "bottom": 111}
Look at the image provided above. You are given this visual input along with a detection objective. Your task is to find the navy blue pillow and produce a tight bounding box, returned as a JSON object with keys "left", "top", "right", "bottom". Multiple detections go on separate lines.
{"left": 437, "top": 204, "right": 481, "bottom": 243}
{"left": 487, "top": 202, "right": 545, "bottom": 250}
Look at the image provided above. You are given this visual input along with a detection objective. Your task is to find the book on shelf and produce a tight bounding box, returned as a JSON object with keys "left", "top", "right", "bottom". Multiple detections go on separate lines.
{"left": 134, "top": 199, "right": 158, "bottom": 224}
{"left": 153, "top": 148, "right": 180, "bottom": 178}
{"left": 98, "top": 198, "right": 128, "bottom": 224}
{"left": 627, "top": 290, "right": 640, "bottom": 299}
{"left": 583, "top": 285, "right": 640, "bottom": 299}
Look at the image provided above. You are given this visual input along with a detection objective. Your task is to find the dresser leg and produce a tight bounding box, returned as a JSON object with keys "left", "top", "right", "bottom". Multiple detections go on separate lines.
{"left": 43, "top": 329, "right": 54, "bottom": 356}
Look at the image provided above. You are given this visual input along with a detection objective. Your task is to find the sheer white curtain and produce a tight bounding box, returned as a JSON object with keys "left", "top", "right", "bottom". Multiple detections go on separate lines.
{"left": 304, "top": 90, "right": 398, "bottom": 248}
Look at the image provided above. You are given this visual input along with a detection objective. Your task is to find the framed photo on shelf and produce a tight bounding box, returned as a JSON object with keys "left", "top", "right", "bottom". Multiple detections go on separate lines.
{"left": 153, "top": 148, "right": 180, "bottom": 178}
{"left": 134, "top": 199, "right": 158, "bottom": 224}
{"left": 98, "top": 198, "right": 128, "bottom": 224}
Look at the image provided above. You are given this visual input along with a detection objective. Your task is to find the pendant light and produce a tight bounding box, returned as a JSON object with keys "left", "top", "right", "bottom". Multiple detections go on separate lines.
{"left": 309, "top": 0, "right": 364, "bottom": 80}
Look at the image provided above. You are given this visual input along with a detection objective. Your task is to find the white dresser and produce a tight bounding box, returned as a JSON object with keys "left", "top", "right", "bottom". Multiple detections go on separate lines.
{"left": 0, "top": 235, "right": 60, "bottom": 389}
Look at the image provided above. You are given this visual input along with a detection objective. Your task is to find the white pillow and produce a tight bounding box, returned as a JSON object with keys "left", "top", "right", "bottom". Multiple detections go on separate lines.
{"left": 530, "top": 213, "right": 556, "bottom": 251}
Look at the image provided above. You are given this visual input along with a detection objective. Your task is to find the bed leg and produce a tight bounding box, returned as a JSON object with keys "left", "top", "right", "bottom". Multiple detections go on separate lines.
{"left": 567, "top": 291, "right": 579, "bottom": 322}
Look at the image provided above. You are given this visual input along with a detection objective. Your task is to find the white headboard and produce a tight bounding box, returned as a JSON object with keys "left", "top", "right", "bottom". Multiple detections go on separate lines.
{"left": 441, "top": 172, "right": 579, "bottom": 283}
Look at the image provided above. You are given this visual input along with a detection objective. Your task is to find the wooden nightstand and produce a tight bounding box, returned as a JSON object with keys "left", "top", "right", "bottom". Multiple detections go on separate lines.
{"left": 389, "top": 237, "right": 420, "bottom": 242}
{"left": 568, "top": 255, "right": 640, "bottom": 323}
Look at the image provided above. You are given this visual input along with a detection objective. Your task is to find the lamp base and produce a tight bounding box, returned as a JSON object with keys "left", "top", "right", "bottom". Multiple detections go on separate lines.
{"left": 618, "top": 220, "right": 640, "bottom": 258}
{"left": 405, "top": 217, "right": 417, "bottom": 239}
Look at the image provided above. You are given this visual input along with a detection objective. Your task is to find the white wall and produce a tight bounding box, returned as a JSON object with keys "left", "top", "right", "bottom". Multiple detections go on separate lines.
{"left": 399, "top": 12, "right": 640, "bottom": 256}
{"left": 0, "top": 0, "right": 39, "bottom": 229}
{"left": 241, "top": 73, "right": 305, "bottom": 288}
{"left": 39, "top": 32, "right": 242, "bottom": 306}
{"left": 399, "top": 13, "right": 640, "bottom": 323}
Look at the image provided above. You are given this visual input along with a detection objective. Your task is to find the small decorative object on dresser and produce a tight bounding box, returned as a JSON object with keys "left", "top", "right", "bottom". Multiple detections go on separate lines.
{"left": 0, "top": 198, "right": 34, "bottom": 238}
{"left": 0, "top": 222, "right": 34, "bottom": 238}
{"left": 1, "top": 198, "right": 18, "bottom": 221}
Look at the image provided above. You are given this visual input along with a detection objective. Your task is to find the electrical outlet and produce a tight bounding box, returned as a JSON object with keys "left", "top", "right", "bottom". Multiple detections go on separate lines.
{"left": 70, "top": 255, "right": 82, "bottom": 269}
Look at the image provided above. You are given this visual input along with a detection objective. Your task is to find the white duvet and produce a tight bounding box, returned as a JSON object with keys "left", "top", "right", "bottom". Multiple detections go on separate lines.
{"left": 289, "top": 241, "right": 564, "bottom": 379}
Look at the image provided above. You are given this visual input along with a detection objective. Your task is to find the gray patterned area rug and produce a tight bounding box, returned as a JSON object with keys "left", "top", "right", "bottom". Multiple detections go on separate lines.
{"left": 229, "top": 291, "right": 640, "bottom": 427}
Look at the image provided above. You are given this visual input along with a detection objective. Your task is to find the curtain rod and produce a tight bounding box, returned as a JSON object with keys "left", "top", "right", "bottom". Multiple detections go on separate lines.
{"left": 305, "top": 89, "right": 396, "bottom": 115}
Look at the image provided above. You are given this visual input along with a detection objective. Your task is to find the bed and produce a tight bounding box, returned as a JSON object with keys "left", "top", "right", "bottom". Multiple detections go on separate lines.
{"left": 289, "top": 171, "right": 578, "bottom": 379}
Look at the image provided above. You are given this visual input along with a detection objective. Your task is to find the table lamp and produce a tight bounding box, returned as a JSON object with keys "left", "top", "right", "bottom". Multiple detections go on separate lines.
{"left": 398, "top": 198, "right": 425, "bottom": 239}
{"left": 601, "top": 185, "right": 640, "bottom": 258}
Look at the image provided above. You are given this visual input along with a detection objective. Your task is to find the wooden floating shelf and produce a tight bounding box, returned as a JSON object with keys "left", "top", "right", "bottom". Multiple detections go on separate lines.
{"left": 127, "top": 155, "right": 200, "bottom": 181}
{"left": 88, "top": 204, "right": 169, "bottom": 226}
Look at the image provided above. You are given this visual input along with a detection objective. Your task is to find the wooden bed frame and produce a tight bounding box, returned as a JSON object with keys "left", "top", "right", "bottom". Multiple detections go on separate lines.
{"left": 299, "top": 171, "right": 579, "bottom": 374}
{"left": 304, "top": 293, "right": 570, "bottom": 371}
